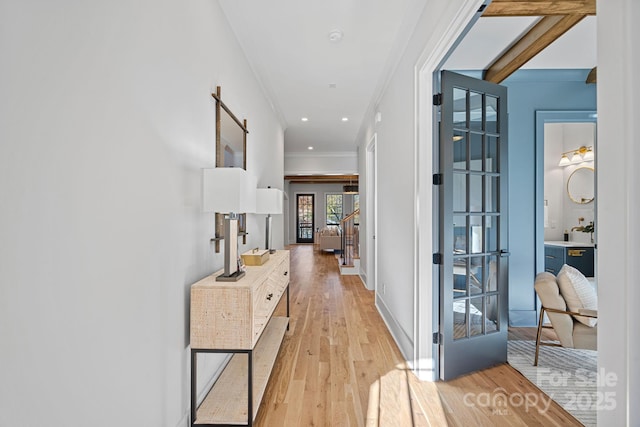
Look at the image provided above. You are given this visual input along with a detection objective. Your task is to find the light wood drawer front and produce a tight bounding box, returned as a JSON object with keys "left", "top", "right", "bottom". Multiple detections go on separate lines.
{"left": 253, "top": 256, "right": 289, "bottom": 340}
{"left": 274, "top": 253, "right": 290, "bottom": 288}
{"left": 253, "top": 280, "right": 279, "bottom": 337}
{"left": 191, "top": 287, "right": 253, "bottom": 350}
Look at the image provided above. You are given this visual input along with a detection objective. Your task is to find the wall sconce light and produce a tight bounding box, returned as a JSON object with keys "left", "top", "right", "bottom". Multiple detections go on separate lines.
{"left": 558, "top": 145, "right": 594, "bottom": 167}
{"left": 255, "top": 187, "right": 283, "bottom": 254}
{"left": 203, "top": 168, "right": 256, "bottom": 281}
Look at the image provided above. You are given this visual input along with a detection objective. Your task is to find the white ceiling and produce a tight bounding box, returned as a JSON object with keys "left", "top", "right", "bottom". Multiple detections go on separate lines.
{"left": 444, "top": 15, "right": 597, "bottom": 70}
{"left": 218, "top": 2, "right": 597, "bottom": 155}
{"left": 218, "top": 0, "right": 423, "bottom": 153}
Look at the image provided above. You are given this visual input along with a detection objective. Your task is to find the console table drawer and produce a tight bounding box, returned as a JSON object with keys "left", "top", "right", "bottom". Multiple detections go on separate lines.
{"left": 190, "top": 250, "right": 290, "bottom": 350}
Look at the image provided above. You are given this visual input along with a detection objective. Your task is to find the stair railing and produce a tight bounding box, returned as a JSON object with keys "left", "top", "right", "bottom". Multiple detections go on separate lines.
{"left": 340, "top": 209, "right": 360, "bottom": 266}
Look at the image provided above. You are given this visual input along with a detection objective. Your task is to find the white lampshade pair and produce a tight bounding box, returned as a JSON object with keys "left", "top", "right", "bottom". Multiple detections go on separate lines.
{"left": 202, "top": 168, "right": 283, "bottom": 215}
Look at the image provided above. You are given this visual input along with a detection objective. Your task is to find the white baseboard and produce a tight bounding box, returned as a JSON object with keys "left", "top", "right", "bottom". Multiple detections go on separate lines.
{"left": 375, "top": 295, "right": 414, "bottom": 362}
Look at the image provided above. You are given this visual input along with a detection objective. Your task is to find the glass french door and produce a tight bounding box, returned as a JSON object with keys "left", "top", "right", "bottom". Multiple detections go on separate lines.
{"left": 438, "top": 71, "right": 509, "bottom": 380}
{"left": 296, "top": 194, "right": 314, "bottom": 243}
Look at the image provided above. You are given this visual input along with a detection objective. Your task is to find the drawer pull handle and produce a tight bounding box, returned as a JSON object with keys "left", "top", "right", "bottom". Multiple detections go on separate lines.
{"left": 284, "top": 271, "right": 288, "bottom": 276}
{"left": 568, "top": 249, "right": 586, "bottom": 257}
{"left": 266, "top": 293, "right": 273, "bottom": 301}
{"left": 545, "top": 255, "right": 556, "bottom": 259}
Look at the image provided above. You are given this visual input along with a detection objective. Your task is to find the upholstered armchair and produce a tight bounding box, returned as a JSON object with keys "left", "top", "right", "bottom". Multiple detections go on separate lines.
{"left": 533, "top": 269, "right": 598, "bottom": 366}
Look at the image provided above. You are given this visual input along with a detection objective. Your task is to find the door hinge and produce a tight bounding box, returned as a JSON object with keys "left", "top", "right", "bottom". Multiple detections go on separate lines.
{"left": 433, "top": 93, "right": 442, "bottom": 106}
{"left": 433, "top": 253, "right": 443, "bottom": 265}
{"left": 477, "top": 4, "right": 487, "bottom": 13}
{"left": 433, "top": 173, "right": 443, "bottom": 185}
{"left": 433, "top": 332, "right": 443, "bottom": 344}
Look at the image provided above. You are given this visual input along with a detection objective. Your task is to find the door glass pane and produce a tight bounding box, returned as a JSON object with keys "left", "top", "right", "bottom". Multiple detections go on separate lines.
{"left": 486, "top": 216, "right": 498, "bottom": 252}
{"left": 469, "top": 91, "right": 483, "bottom": 131}
{"left": 486, "top": 95, "right": 498, "bottom": 134}
{"left": 469, "top": 174, "right": 483, "bottom": 212}
{"left": 486, "top": 176, "right": 498, "bottom": 213}
{"left": 469, "top": 220, "right": 483, "bottom": 254}
{"left": 453, "top": 215, "right": 467, "bottom": 253}
{"left": 297, "top": 195, "right": 314, "bottom": 242}
{"left": 487, "top": 136, "right": 498, "bottom": 172}
{"left": 469, "top": 256, "right": 484, "bottom": 295}
{"left": 470, "top": 297, "right": 484, "bottom": 336}
{"left": 453, "top": 257, "right": 467, "bottom": 298}
{"left": 453, "top": 299, "right": 468, "bottom": 340}
{"left": 486, "top": 295, "right": 498, "bottom": 333}
{"left": 453, "top": 131, "right": 467, "bottom": 165}
{"left": 469, "top": 133, "right": 483, "bottom": 171}
{"left": 453, "top": 88, "right": 467, "bottom": 126}
{"left": 487, "top": 255, "right": 499, "bottom": 292}
{"left": 453, "top": 172, "right": 466, "bottom": 212}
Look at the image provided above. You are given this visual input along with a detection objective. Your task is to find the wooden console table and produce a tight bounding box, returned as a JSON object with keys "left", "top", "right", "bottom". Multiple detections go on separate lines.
{"left": 190, "top": 250, "right": 290, "bottom": 426}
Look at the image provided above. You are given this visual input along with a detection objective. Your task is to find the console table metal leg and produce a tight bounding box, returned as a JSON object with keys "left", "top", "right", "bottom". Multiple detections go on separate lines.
{"left": 190, "top": 350, "right": 197, "bottom": 426}
{"left": 248, "top": 350, "right": 253, "bottom": 427}
{"left": 286, "top": 285, "right": 290, "bottom": 330}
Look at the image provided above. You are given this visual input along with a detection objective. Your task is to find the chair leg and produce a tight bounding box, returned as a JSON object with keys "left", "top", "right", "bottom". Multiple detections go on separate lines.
{"left": 534, "top": 307, "right": 546, "bottom": 366}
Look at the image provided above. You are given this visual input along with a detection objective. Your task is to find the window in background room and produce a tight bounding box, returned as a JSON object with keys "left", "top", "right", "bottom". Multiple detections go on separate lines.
{"left": 326, "top": 194, "right": 343, "bottom": 225}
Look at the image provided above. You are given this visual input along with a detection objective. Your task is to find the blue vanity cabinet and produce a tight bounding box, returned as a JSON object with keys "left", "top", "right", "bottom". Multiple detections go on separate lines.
{"left": 544, "top": 243, "right": 594, "bottom": 277}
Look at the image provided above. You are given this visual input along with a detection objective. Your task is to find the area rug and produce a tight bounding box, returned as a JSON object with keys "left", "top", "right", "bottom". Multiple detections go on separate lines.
{"left": 507, "top": 340, "right": 597, "bottom": 426}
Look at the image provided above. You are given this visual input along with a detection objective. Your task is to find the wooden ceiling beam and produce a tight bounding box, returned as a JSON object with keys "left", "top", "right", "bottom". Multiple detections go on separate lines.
{"left": 484, "top": 14, "right": 587, "bottom": 84}
{"left": 483, "top": 0, "right": 595, "bottom": 17}
{"left": 285, "top": 174, "right": 358, "bottom": 184}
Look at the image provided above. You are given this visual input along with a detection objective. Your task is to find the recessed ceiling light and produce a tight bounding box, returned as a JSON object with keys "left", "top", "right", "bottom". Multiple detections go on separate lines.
{"left": 328, "top": 29, "right": 343, "bottom": 42}
{"left": 341, "top": 117, "right": 349, "bottom": 122}
{"left": 301, "top": 117, "right": 308, "bottom": 122}
{"left": 308, "top": 146, "right": 314, "bottom": 150}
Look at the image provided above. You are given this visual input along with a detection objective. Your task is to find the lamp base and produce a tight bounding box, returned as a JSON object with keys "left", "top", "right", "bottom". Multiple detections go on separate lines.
{"left": 215, "top": 270, "right": 245, "bottom": 282}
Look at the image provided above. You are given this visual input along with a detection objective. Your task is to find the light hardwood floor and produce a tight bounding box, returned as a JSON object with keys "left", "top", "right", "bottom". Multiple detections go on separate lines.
{"left": 253, "top": 245, "right": 580, "bottom": 426}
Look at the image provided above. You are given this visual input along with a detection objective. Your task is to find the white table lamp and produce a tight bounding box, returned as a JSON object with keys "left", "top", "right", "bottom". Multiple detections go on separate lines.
{"left": 203, "top": 168, "right": 256, "bottom": 281}
{"left": 256, "top": 187, "right": 283, "bottom": 253}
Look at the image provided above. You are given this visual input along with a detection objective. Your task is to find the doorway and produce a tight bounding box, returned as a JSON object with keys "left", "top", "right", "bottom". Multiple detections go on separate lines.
{"left": 296, "top": 194, "right": 315, "bottom": 243}
{"left": 535, "top": 111, "right": 597, "bottom": 279}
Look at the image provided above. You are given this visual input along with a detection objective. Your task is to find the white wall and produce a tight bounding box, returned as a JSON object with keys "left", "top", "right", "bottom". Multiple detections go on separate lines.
{"left": 0, "top": 2, "right": 283, "bottom": 426}
{"left": 597, "top": 0, "right": 640, "bottom": 424}
{"left": 284, "top": 152, "right": 358, "bottom": 175}
{"left": 357, "top": 0, "right": 478, "bottom": 374}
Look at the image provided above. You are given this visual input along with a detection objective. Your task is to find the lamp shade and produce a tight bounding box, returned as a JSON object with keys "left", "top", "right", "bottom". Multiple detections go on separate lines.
{"left": 202, "top": 168, "right": 256, "bottom": 213}
{"left": 558, "top": 154, "right": 571, "bottom": 167}
{"left": 255, "top": 188, "right": 283, "bottom": 214}
{"left": 570, "top": 152, "right": 583, "bottom": 163}
{"left": 582, "top": 149, "right": 594, "bottom": 161}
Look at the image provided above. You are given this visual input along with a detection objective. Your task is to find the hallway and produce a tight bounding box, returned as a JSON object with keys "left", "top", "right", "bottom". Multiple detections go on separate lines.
{"left": 253, "top": 245, "right": 581, "bottom": 426}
